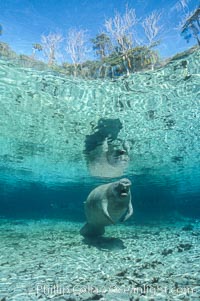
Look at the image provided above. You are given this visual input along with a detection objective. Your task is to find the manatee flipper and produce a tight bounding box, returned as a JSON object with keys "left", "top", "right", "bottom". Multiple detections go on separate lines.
{"left": 121, "top": 201, "right": 133, "bottom": 222}
{"left": 80, "top": 223, "right": 105, "bottom": 237}
{"left": 101, "top": 199, "right": 115, "bottom": 224}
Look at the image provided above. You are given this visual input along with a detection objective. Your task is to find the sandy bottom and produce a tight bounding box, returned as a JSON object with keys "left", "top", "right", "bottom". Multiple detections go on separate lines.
{"left": 0, "top": 217, "right": 200, "bottom": 301}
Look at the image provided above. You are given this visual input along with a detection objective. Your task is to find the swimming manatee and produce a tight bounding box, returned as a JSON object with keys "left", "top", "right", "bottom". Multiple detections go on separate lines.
{"left": 85, "top": 138, "right": 129, "bottom": 178}
{"left": 80, "top": 178, "right": 133, "bottom": 237}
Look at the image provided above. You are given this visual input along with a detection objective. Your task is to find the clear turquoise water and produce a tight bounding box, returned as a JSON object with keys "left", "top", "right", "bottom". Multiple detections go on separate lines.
{"left": 0, "top": 48, "right": 200, "bottom": 220}
{"left": 0, "top": 45, "right": 200, "bottom": 301}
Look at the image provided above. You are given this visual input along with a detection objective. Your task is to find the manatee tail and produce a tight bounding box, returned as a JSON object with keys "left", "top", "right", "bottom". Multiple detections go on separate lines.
{"left": 80, "top": 223, "right": 105, "bottom": 237}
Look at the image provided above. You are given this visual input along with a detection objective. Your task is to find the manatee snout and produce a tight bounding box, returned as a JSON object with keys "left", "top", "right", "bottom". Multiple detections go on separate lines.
{"left": 118, "top": 178, "right": 131, "bottom": 197}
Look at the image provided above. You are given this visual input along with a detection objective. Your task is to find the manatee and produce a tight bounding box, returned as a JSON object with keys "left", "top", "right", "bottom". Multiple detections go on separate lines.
{"left": 86, "top": 138, "right": 129, "bottom": 178}
{"left": 80, "top": 178, "right": 133, "bottom": 237}
{"left": 84, "top": 118, "right": 123, "bottom": 153}
{"left": 84, "top": 118, "right": 129, "bottom": 178}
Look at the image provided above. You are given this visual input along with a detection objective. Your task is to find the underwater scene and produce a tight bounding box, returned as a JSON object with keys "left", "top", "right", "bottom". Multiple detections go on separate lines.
{"left": 0, "top": 1, "right": 200, "bottom": 300}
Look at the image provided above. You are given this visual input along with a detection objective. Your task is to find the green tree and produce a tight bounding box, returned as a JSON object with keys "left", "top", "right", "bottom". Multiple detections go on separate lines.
{"left": 0, "top": 42, "right": 17, "bottom": 58}
{"left": 32, "top": 43, "right": 43, "bottom": 58}
{"left": 91, "top": 33, "right": 112, "bottom": 60}
{"left": 181, "top": 7, "right": 200, "bottom": 46}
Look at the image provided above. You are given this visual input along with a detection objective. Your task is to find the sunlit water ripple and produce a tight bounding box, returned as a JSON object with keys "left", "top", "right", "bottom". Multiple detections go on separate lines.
{"left": 0, "top": 49, "right": 200, "bottom": 203}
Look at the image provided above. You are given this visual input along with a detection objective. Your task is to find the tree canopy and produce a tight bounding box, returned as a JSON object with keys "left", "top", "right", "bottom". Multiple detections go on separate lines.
{"left": 181, "top": 7, "right": 200, "bottom": 46}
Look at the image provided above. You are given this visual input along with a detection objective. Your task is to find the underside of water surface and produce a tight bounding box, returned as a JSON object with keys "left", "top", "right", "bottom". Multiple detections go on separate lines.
{"left": 0, "top": 48, "right": 200, "bottom": 219}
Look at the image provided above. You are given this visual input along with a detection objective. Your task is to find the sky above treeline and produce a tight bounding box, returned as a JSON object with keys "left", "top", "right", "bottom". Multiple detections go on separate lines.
{"left": 0, "top": 0, "right": 199, "bottom": 62}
